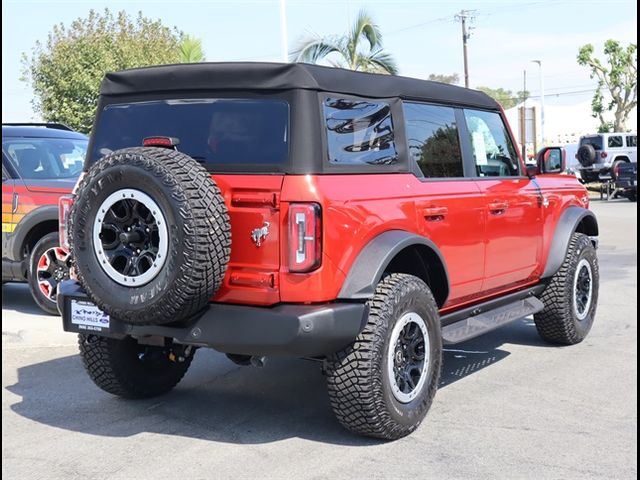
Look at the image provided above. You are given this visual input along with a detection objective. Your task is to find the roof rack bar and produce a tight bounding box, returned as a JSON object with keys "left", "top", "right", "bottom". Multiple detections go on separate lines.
{"left": 2, "top": 122, "right": 73, "bottom": 131}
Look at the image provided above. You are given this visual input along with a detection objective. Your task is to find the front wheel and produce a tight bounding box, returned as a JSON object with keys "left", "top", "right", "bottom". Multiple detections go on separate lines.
{"left": 28, "top": 232, "right": 71, "bottom": 315}
{"left": 325, "top": 273, "right": 442, "bottom": 440}
{"left": 535, "top": 233, "right": 599, "bottom": 344}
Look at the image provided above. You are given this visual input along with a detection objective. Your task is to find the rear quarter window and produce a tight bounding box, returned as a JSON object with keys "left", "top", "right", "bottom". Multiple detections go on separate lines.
{"left": 626, "top": 135, "right": 637, "bottom": 147}
{"left": 608, "top": 136, "right": 623, "bottom": 148}
{"left": 323, "top": 97, "right": 398, "bottom": 166}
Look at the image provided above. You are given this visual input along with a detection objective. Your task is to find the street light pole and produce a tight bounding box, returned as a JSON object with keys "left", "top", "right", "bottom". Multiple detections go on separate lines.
{"left": 279, "top": 0, "right": 289, "bottom": 63}
{"left": 532, "top": 60, "right": 545, "bottom": 146}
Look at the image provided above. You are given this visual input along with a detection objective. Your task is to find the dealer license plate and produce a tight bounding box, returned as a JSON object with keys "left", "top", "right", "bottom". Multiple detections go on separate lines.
{"left": 70, "top": 300, "right": 110, "bottom": 332}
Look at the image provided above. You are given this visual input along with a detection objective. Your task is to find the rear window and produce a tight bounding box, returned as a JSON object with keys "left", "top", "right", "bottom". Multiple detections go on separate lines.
{"left": 91, "top": 99, "right": 289, "bottom": 172}
{"left": 323, "top": 98, "right": 398, "bottom": 166}
{"left": 580, "top": 136, "right": 603, "bottom": 150}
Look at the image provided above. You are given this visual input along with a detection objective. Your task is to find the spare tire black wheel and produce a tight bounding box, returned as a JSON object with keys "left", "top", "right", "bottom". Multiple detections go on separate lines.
{"left": 577, "top": 144, "right": 597, "bottom": 167}
{"left": 70, "top": 147, "right": 231, "bottom": 325}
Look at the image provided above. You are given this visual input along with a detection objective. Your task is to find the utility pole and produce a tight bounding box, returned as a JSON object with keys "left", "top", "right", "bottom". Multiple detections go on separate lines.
{"left": 522, "top": 69, "right": 531, "bottom": 160}
{"left": 455, "top": 10, "right": 475, "bottom": 88}
{"left": 532, "top": 60, "right": 545, "bottom": 147}
{"left": 279, "top": 0, "right": 289, "bottom": 63}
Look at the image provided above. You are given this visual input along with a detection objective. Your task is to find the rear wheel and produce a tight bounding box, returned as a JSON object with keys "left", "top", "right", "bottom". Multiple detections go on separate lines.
{"left": 78, "top": 334, "right": 195, "bottom": 398}
{"left": 28, "top": 232, "right": 71, "bottom": 315}
{"left": 325, "top": 273, "right": 442, "bottom": 440}
{"left": 535, "top": 233, "right": 599, "bottom": 345}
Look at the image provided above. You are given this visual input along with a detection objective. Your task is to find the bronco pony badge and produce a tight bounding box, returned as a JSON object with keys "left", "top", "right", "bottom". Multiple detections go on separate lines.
{"left": 251, "top": 222, "right": 270, "bottom": 247}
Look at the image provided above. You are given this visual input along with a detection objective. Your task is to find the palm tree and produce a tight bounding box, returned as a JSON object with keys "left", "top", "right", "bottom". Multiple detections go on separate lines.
{"left": 178, "top": 35, "right": 205, "bottom": 63}
{"left": 291, "top": 9, "right": 398, "bottom": 75}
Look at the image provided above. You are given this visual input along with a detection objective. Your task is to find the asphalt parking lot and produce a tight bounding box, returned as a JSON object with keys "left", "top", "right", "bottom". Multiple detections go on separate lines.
{"left": 2, "top": 198, "right": 637, "bottom": 480}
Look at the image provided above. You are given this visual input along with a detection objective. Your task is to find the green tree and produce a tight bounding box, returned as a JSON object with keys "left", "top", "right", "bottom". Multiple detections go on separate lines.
{"left": 476, "top": 86, "right": 529, "bottom": 109}
{"left": 178, "top": 35, "right": 205, "bottom": 63}
{"left": 291, "top": 9, "right": 398, "bottom": 75}
{"left": 21, "top": 9, "right": 200, "bottom": 133}
{"left": 578, "top": 40, "right": 637, "bottom": 132}
{"left": 428, "top": 73, "right": 459, "bottom": 85}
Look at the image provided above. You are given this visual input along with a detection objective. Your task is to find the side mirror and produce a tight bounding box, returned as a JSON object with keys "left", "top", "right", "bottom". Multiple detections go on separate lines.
{"left": 536, "top": 147, "right": 566, "bottom": 174}
{"left": 526, "top": 164, "right": 539, "bottom": 178}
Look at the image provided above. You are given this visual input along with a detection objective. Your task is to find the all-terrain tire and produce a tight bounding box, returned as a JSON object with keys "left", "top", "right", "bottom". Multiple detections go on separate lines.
{"left": 325, "top": 273, "right": 442, "bottom": 440}
{"left": 577, "top": 144, "right": 596, "bottom": 167}
{"left": 534, "top": 233, "right": 599, "bottom": 345}
{"left": 70, "top": 147, "right": 230, "bottom": 325}
{"left": 78, "top": 334, "right": 194, "bottom": 398}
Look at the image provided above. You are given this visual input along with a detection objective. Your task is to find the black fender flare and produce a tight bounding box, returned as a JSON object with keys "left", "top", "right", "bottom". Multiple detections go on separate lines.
{"left": 337, "top": 230, "right": 450, "bottom": 304}
{"left": 9, "top": 205, "right": 59, "bottom": 260}
{"left": 541, "top": 206, "right": 598, "bottom": 279}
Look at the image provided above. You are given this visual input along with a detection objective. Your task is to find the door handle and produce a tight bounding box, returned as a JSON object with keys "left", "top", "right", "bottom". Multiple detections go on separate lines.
{"left": 488, "top": 201, "right": 508, "bottom": 215}
{"left": 423, "top": 206, "right": 448, "bottom": 221}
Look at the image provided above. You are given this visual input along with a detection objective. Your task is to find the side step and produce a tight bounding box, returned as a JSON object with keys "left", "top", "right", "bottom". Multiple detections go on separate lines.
{"left": 441, "top": 297, "right": 544, "bottom": 345}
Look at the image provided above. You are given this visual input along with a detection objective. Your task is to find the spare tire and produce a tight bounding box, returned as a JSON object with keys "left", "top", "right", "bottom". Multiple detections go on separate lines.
{"left": 577, "top": 144, "right": 596, "bottom": 167}
{"left": 70, "top": 147, "right": 231, "bottom": 325}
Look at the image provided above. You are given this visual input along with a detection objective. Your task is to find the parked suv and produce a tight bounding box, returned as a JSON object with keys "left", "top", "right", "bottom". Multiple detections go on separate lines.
{"left": 2, "top": 123, "right": 87, "bottom": 313}
{"left": 58, "top": 63, "right": 599, "bottom": 440}
{"left": 577, "top": 132, "right": 637, "bottom": 183}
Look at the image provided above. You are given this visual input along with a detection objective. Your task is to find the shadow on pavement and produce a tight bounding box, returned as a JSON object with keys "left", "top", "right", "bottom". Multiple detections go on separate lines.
{"left": 1, "top": 283, "right": 47, "bottom": 316}
{"left": 6, "top": 316, "right": 547, "bottom": 445}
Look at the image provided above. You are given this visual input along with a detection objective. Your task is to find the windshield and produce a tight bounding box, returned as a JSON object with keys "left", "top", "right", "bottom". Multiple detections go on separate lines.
{"left": 580, "top": 135, "right": 603, "bottom": 150}
{"left": 3, "top": 137, "right": 87, "bottom": 179}
{"left": 92, "top": 99, "right": 289, "bottom": 172}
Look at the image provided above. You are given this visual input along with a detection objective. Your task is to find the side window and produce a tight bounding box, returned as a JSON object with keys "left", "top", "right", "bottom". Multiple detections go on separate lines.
{"left": 626, "top": 135, "right": 637, "bottom": 147}
{"left": 403, "top": 103, "right": 463, "bottom": 178}
{"left": 464, "top": 109, "right": 520, "bottom": 177}
{"left": 323, "top": 97, "right": 398, "bottom": 165}
{"left": 608, "top": 136, "right": 623, "bottom": 148}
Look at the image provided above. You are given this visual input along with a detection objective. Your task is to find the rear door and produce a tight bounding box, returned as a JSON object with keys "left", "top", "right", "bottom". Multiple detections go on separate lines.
{"left": 403, "top": 102, "right": 486, "bottom": 306}
{"left": 463, "top": 108, "right": 543, "bottom": 293}
{"left": 625, "top": 134, "right": 637, "bottom": 162}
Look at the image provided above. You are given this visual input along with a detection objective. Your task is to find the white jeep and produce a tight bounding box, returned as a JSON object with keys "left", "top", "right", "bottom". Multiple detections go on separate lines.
{"left": 577, "top": 132, "right": 637, "bottom": 183}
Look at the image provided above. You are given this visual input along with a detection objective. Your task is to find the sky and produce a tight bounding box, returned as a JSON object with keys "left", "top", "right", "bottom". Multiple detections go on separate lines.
{"left": 2, "top": 0, "right": 637, "bottom": 121}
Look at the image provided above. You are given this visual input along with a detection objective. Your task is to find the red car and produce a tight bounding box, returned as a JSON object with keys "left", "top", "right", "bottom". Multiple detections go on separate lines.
{"left": 58, "top": 63, "right": 599, "bottom": 439}
{"left": 2, "top": 123, "right": 87, "bottom": 314}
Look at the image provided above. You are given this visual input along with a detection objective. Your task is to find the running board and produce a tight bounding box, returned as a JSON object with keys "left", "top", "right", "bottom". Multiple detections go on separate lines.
{"left": 441, "top": 297, "right": 544, "bottom": 345}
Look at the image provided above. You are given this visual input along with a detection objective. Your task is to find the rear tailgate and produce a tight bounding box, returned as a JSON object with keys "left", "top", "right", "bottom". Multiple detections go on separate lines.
{"left": 212, "top": 175, "right": 284, "bottom": 305}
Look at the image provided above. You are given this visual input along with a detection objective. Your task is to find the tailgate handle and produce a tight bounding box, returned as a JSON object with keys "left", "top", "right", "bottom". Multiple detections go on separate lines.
{"left": 232, "top": 192, "right": 278, "bottom": 208}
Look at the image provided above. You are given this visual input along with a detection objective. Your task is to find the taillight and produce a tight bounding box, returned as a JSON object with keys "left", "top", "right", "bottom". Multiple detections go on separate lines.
{"left": 59, "top": 195, "right": 74, "bottom": 249}
{"left": 601, "top": 151, "right": 608, "bottom": 159}
{"left": 288, "top": 203, "right": 321, "bottom": 272}
{"left": 143, "top": 136, "right": 180, "bottom": 148}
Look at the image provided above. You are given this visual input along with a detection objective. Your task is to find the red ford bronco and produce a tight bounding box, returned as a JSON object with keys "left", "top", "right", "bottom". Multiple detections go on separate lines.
{"left": 58, "top": 63, "right": 599, "bottom": 440}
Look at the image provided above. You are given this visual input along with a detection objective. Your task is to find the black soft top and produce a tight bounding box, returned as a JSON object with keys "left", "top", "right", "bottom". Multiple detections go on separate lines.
{"left": 100, "top": 62, "right": 499, "bottom": 110}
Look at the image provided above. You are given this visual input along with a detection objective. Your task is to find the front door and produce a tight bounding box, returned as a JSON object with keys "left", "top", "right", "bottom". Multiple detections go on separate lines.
{"left": 2, "top": 161, "right": 16, "bottom": 258}
{"left": 462, "top": 108, "right": 542, "bottom": 293}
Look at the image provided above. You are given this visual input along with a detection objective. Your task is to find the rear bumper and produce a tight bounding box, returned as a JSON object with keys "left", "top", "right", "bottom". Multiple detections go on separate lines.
{"left": 58, "top": 280, "right": 368, "bottom": 357}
